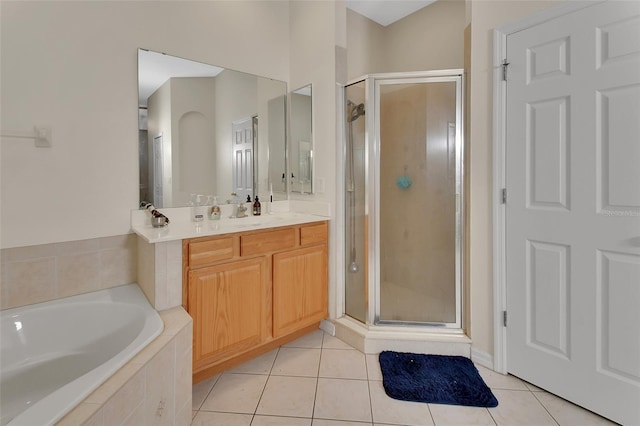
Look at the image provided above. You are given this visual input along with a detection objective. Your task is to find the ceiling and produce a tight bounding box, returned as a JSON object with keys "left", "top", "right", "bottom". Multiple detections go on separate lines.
{"left": 346, "top": 0, "right": 438, "bottom": 27}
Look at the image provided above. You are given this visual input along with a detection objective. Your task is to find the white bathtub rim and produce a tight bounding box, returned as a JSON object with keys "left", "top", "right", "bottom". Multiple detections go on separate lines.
{"left": 3, "top": 283, "right": 164, "bottom": 426}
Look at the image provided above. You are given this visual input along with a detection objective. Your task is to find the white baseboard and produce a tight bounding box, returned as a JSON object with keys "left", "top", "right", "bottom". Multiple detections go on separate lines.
{"left": 320, "top": 319, "right": 336, "bottom": 336}
{"left": 471, "top": 347, "right": 494, "bottom": 370}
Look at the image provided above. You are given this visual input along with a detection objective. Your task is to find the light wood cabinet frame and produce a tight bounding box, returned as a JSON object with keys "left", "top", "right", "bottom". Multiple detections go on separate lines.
{"left": 183, "top": 221, "right": 328, "bottom": 383}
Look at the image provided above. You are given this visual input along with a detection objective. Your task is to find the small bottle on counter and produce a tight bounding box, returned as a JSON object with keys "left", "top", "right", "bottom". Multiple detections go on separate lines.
{"left": 210, "top": 196, "right": 221, "bottom": 220}
{"left": 191, "top": 194, "right": 205, "bottom": 222}
{"left": 246, "top": 195, "right": 253, "bottom": 215}
{"left": 253, "top": 196, "right": 261, "bottom": 216}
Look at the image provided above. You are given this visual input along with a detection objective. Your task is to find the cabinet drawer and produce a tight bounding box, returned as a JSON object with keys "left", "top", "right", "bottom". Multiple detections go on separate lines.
{"left": 241, "top": 228, "right": 296, "bottom": 256}
{"left": 300, "top": 222, "right": 328, "bottom": 246}
{"left": 189, "top": 237, "right": 234, "bottom": 267}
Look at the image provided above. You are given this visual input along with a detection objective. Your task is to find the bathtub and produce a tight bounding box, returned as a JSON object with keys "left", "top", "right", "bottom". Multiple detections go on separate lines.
{"left": 0, "top": 283, "right": 164, "bottom": 426}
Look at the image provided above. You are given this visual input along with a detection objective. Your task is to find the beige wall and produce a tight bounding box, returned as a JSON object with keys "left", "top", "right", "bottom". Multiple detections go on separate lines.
{"left": 383, "top": 0, "right": 465, "bottom": 73}
{"left": 0, "top": 1, "right": 289, "bottom": 249}
{"left": 467, "top": 0, "right": 559, "bottom": 357}
{"left": 346, "top": 9, "right": 387, "bottom": 79}
{"left": 289, "top": 1, "right": 345, "bottom": 317}
{"left": 347, "top": 0, "right": 465, "bottom": 80}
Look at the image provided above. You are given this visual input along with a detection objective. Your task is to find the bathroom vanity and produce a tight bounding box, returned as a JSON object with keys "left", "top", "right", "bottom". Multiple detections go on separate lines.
{"left": 132, "top": 210, "right": 328, "bottom": 383}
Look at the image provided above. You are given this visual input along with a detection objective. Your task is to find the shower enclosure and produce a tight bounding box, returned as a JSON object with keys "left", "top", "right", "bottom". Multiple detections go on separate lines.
{"left": 343, "top": 70, "right": 464, "bottom": 331}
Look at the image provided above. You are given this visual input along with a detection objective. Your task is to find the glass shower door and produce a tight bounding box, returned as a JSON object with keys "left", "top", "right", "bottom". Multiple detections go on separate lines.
{"left": 375, "top": 77, "right": 462, "bottom": 326}
{"left": 344, "top": 80, "right": 368, "bottom": 323}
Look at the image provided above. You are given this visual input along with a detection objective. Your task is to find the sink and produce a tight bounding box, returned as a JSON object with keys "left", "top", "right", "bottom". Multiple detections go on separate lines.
{"left": 223, "top": 214, "right": 286, "bottom": 227}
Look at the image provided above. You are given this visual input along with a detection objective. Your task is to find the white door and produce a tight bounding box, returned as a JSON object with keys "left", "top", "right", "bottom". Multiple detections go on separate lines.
{"left": 505, "top": 2, "right": 640, "bottom": 424}
{"left": 232, "top": 118, "right": 254, "bottom": 201}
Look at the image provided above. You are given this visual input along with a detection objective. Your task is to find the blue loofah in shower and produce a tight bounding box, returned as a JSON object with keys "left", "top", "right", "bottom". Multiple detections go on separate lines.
{"left": 396, "top": 175, "right": 412, "bottom": 190}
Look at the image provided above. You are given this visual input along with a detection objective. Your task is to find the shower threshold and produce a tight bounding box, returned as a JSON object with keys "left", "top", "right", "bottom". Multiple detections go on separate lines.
{"left": 332, "top": 316, "right": 471, "bottom": 357}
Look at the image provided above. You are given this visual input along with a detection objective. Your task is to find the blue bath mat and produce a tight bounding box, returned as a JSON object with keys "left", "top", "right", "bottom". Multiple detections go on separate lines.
{"left": 379, "top": 351, "right": 498, "bottom": 407}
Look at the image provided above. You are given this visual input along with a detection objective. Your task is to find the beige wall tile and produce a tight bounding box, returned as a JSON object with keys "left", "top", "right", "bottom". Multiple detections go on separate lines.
{"left": 1, "top": 234, "right": 138, "bottom": 310}
{"left": 121, "top": 401, "right": 146, "bottom": 426}
{"left": 136, "top": 236, "right": 156, "bottom": 306}
{"left": 175, "top": 319, "right": 193, "bottom": 357}
{"left": 175, "top": 346, "right": 193, "bottom": 415}
{"left": 102, "top": 367, "right": 146, "bottom": 425}
{"left": 81, "top": 408, "right": 105, "bottom": 426}
{"left": 100, "top": 246, "right": 137, "bottom": 289}
{"left": 4, "top": 243, "right": 57, "bottom": 261}
{"left": 6, "top": 257, "right": 56, "bottom": 307}
{"left": 175, "top": 398, "right": 194, "bottom": 426}
{"left": 159, "top": 306, "right": 191, "bottom": 337}
{"left": 144, "top": 339, "right": 176, "bottom": 425}
{"left": 1, "top": 263, "right": 7, "bottom": 310}
{"left": 56, "top": 402, "right": 102, "bottom": 426}
{"left": 56, "top": 238, "right": 101, "bottom": 255}
{"left": 57, "top": 252, "right": 100, "bottom": 298}
{"left": 84, "top": 362, "right": 144, "bottom": 405}
{"left": 129, "top": 334, "right": 173, "bottom": 366}
{"left": 98, "top": 234, "right": 136, "bottom": 250}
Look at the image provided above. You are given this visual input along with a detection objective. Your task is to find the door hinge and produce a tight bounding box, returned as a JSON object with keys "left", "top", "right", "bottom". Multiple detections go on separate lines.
{"left": 502, "top": 188, "right": 507, "bottom": 204}
{"left": 503, "top": 310, "right": 508, "bottom": 327}
{"left": 501, "top": 59, "right": 509, "bottom": 81}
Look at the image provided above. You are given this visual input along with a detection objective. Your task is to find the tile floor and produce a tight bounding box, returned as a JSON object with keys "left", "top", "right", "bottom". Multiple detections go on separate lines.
{"left": 191, "top": 330, "right": 618, "bottom": 426}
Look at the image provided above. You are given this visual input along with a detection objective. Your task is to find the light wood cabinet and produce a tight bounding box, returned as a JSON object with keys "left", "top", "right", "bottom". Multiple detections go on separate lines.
{"left": 273, "top": 244, "right": 328, "bottom": 337}
{"left": 189, "top": 257, "right": 267, "bottom": 372}
{"left": 183, "top": 221, "right": 328, "bottom": 383}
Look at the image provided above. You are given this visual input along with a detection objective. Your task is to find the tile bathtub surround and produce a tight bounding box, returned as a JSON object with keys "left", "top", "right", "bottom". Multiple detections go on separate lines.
{"left": 0, "top": 234, "right": 137, "bottom": 310}
{"left": 56, "top": 307, "right": 193, "bottom": 426}
{"left": 192, "top": 329, "right": 619, "bottom": 426}
{"left": 136, "top": 236, "right": 183, "bottom": 311}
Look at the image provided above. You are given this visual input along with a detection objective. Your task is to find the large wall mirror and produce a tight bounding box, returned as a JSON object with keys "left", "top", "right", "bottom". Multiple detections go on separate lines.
{"left": 138, "top": 49, "right": 288, "bottom": 207}
{"left": 289, "top": 85, "right": 313, "bottom": 194}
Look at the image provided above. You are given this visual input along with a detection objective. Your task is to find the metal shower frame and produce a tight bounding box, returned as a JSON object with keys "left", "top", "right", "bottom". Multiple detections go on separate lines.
{"left": 341, "top": 69, "right": 465, "bottom": 330}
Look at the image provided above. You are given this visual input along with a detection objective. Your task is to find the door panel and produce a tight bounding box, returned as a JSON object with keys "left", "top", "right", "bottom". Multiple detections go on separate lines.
{"left": 232, "top": 118, "right": 254, "bottom": 201}
{"left": 505, "top": 2, "right": 640, "bottom": 424}
{"left": 273, "top": 244, "right": 328, "bottom": 337}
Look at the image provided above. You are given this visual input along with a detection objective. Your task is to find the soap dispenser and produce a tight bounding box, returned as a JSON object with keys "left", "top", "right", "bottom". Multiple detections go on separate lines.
{"left": 253, "top": 196, "right": 261, "bottom": 216}
{"left": 246, "top": 195, "right": 253, "bottom": 216}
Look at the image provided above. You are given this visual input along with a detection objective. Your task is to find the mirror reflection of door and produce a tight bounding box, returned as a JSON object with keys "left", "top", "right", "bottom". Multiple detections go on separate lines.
{"left": 290, "top": 85, "right": 312, "bottom": 194}
{"left": 298, "top": 141, "right": 311, "bottom": 193}
{"left": 232, "top": 117, "right": 255, "bottom": 201}
{"left": 152, "top": 134, "right": 164, "bottom": 208}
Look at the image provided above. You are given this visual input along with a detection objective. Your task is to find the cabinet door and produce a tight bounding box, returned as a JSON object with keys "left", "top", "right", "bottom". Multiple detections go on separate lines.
{"left": 189, "top": 257, "right": 267, "bottom": 368}
{"left": 273, "top": 244, "right": 328, "bottom": 337}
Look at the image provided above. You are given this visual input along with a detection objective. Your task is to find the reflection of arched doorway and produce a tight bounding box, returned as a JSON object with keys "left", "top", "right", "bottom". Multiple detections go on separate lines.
{"left": 178, "top": 111, "right": 215, "bottom": 201}
{"left": 232, "top": 116, "right": 257, "bottom": 201}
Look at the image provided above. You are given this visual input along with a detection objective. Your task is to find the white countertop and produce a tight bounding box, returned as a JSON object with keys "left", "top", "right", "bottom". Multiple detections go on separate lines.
{"left": 132, "top": 206, "right": 329, "bottom": 244}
